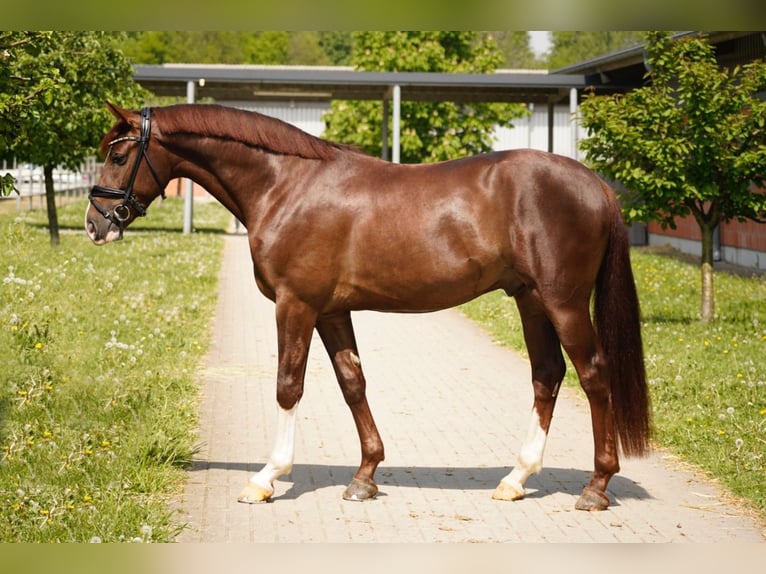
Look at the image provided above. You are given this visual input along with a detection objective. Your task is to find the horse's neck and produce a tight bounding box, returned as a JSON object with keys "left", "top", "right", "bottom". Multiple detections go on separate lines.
{"left": 165, "top": 136, "right": 279, "bottom": 225}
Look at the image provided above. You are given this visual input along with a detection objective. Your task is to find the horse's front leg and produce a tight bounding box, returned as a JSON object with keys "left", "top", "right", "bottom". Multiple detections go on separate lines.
{"left": 238, "top": 294, "right": 317, "bottom": 504}
{"left": 316, "top": 312, "right": 384, "bottom": 501}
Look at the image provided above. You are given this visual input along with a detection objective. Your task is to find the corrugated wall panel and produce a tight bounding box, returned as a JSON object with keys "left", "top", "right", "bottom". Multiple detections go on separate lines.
{"left": 224, "top": 100, "right": 331, "bottom": 137}
{"left": 493, "top": 105, "right": 583, "bottom": 157}
{"left": 221, "top": 100, "right": 583, "bottom": 158}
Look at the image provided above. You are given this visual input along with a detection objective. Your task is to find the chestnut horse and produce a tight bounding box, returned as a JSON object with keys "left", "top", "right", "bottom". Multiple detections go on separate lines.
{"left": 86, "top": 103, "right": 650, "bottom": 511}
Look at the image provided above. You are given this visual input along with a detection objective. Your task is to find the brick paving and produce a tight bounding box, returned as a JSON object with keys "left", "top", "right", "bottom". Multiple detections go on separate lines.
{"left": 173, "top": 234, "right": 765, "bottom": 542}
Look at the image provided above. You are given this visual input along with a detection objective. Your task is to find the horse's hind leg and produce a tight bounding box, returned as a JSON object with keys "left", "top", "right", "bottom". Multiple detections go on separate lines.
{"left": 316, "top": 312, "right": 384, "bottom": 501}
{"left": 551, "top": 302, "right": 619, "bottom": 511}
{"left": 493, "top": 291, "right": 566, "bottom": 501}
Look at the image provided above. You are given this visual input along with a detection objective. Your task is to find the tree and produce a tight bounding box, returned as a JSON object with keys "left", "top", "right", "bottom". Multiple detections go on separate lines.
{"left": 322, "top": 31, "right": 528, "bottom": 163}
{"left": 578, "top": 31, "right": 766, "bottom": 322}
{"left": 491, "top": 31, "right": 542, "bottom": 69}
{"left": 1, "top": 32, "right": 56, "bottom": 196}
{"left": 317, "top": 32, "right": 353, "bottom": 66}
{"left": 117, "top": 32, "right": 352, "bottom": 66}
{"left": 286, "top": 32, "right": 331, "bottom": 66}
{"left": 243, "top": 32, "right": 290, "bottom": 65}
{"left": 2, "top": 32, "right": 147, "bottom": 246}
{"left": 547, "top": 32, "right": 644, "bottom": 69}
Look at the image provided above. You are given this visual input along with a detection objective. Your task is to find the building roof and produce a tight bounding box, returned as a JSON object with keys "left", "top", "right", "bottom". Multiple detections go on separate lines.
{"left": 133, "top": 32, "right": 766, "bottom": 106}
{"left": 552, "top": 31, "right": 765, "bottom": 92}
{"left": 134, "top": 64, "right": 587, "bottom": 104}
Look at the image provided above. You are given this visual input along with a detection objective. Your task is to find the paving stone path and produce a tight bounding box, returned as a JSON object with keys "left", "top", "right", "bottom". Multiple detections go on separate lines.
{"left": 173, "top": 234, "right": 765, "bottom": 543}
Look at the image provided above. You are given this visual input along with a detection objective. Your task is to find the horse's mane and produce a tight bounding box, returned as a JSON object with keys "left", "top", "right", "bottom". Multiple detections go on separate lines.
{"left": 153, "top": 104, "right": 357, "bottom": 161}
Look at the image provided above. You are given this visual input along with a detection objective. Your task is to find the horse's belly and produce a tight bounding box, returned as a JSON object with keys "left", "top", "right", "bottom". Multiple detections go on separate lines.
{"left": 332, "top": 258, "right": 512, "bottom": 313}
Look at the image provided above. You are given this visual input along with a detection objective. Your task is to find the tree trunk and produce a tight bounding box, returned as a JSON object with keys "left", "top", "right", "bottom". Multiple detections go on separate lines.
{"left": 699, "top": 222, "right": 715, "bottom": 322}
{"left": 43, "top": 164, "right": 60, "bottom": 247}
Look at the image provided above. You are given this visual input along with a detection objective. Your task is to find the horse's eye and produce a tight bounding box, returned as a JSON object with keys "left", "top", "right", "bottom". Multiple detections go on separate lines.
{"left": 111, "top": 153, "right": 128, "bottom": 166}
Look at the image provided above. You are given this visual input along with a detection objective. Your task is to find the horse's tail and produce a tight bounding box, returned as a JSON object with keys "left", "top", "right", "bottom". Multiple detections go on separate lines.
{"left": 594, "top": 190, "right": 651, "bottom": 457}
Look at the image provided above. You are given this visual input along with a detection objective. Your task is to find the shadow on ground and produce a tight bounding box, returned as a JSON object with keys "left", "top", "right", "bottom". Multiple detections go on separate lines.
{"left": 187, "top": 460, "right": 650, "bottom": 506}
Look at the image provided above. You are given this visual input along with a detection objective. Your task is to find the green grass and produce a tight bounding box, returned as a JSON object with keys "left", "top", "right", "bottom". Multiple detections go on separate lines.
{"left": 0, "top": 197, "right": 232, "bottom": 542}
{"left": 461, "top": 249, "right": 766, "bottom": 518}
{"left": 5, "top": 196, "right": 764, "bottom": 536}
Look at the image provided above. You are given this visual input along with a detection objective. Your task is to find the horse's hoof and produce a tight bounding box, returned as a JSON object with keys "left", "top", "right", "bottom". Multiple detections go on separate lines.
{"left": 237, "top": 481, "right": 273, "bottom": 504}
{"left": 491, "top": 480, "right": 525, "bottom": 501}
{"left": 342, "top": 477, "right": 378, "bottom": 501}
{"left": 575, "top": 486, "right": 610, "bottom": 511}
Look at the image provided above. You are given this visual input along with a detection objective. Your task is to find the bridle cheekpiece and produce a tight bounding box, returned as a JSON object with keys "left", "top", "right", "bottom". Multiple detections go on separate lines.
{"left": 89, "top": 107, "right": 166, "bottom": 239}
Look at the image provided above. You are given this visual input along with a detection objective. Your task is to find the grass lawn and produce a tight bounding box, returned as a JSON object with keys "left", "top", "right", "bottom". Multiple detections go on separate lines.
{"left": 3, "top": 194, "right": 764, "bottom": 538}
{"left": 0, "top": 197, "right": 231, "bottom": 542}
{"left": 461, "top": 248, "right": 766, "bottom": 519}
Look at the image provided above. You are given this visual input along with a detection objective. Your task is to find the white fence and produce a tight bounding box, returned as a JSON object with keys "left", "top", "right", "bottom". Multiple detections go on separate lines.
{"left": 1, "top": 157, "right": 100, "bottom": 212}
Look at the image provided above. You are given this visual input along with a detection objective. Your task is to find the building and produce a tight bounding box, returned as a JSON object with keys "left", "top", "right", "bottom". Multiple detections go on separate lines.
{"left": 133, "top": 32, "right": 766, "bottom": 269}
{"left": 555, "top": 31, "right": 766, "bottom": 271}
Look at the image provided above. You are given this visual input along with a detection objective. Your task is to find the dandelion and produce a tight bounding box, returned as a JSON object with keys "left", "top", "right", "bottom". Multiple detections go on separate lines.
{"left": 735, "top": 438, "right": 744, "bottom": 450}
{"left": 726, "top": 407, "right": 735, "bottom": 415}
{"left": 89, "top": 536, "right": 102, "bottom": 543}
{"left": 34, "top": 342, "right": 43, "bottom": 350}
{"left": 140, "top": 524, "right": 153, "bottom": 540}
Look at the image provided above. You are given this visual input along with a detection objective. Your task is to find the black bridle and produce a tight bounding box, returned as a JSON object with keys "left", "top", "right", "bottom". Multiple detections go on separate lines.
{"left": 89, "top": 107, "right": 166, "bottom": 239}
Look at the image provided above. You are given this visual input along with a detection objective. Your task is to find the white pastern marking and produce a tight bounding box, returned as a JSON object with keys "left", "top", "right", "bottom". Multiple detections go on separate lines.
{"left": 500, "top": 408, "right": 548, "bottom": 492}
{"left": 249, "top": 404, "right": 299, "bottom": 490}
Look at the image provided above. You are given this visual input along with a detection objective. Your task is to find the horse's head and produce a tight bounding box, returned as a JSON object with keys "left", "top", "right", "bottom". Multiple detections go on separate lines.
{"left": 86, "top": 102, "right": 168, "bottom": 245}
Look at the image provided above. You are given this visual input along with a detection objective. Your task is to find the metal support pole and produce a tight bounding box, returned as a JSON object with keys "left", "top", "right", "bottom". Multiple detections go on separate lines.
{"left": 547, "top": 101, "right": 554, "bottom": 153}
{"left": 392, "top": 84, "right": 401, "bottom": 164}
{"left": 527, "top": 103, "right": 534, "bottom": 149}
{"left": 382, "top": 99, "right": 389, "bottom": 161}
{"left": 570, "top": 87, "right": 579, "bottom": 160}
{"left": 183, "top": 80, "right": 195, "bottom": 234}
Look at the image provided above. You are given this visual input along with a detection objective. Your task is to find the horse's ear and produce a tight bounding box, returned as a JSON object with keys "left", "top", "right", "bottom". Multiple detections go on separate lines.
{"left": 105, "top": 101, "right": 139, "bottom": 126}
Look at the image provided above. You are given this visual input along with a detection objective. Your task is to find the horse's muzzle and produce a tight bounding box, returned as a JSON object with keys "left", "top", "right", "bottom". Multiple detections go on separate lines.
{"left": 85, "top": 204, "right": 122, "bottom": 245}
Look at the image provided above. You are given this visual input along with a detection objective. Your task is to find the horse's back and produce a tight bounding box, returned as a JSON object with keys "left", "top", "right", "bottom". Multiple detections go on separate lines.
{"left": 324, "top": 149, "right": 612, "bottom": 311}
